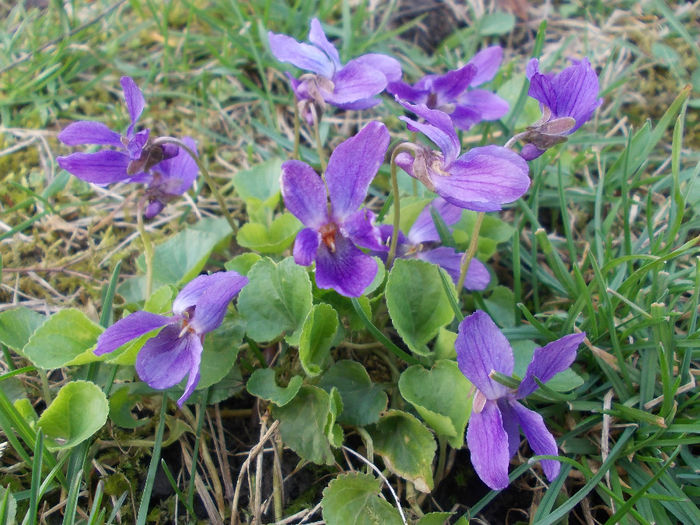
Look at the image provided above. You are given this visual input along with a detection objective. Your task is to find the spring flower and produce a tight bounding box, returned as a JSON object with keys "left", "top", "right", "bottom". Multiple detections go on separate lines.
{"left": 395, "top": 99, "right": 530, "bottom": 211}
{"left": 520, "top": 57, "right": 603, "bottom": 160}
{"left": 268, "top": 18, "right": 402, "bottom": 120}
{"left": 380, "top": 198, "right": 490, "bottom": 290}
{"left": 129, "top": 137, "right": 199, "bottom": 218}
{"left": 456, "top": 310, "right": 585, "bottom": 490}
{"left": 95, "top": 271, "right": 248, "bottom": 406}
{"left": 388, "top": 46, "right": 509, "bottom": 130}
{"left": 57, "top": 76, "right": 178, "bottom": 184}
{"left": 281, "top": 121, "right": 389, "bottom": 297}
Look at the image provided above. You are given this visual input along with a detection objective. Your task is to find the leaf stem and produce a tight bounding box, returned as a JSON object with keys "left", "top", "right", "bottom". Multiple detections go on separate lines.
{"left": 456, "top": 212, "right": 485, "bottom": 292}
{"left": 152, "top": 136, "right": 237, "bottom": 233}
{"left": 350, "top": 298, "right": 419, "bottom": 366}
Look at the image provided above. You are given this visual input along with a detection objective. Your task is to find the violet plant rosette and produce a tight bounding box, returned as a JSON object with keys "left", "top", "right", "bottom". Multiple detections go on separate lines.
{"left": 455, "top": 310, "right": 586, "bottom": 490}
{"left": 280, "top": 121, "right": 390, "bottom": 297}
{"left": 57, "top": 76, "right": 178, "bottom": 184}
{"left": 94, "top": 271, "right": 249, "bottom": 406}
{"left": 519, "top": 57, "right": 603, "bottom": 160}
{"left": 387, "top": 46, "right": 509, "bottom": 130}
{"left": 268, "top": 18, "right": 402, "bottom": 120}
{"left": 379, "top": 198, "right": 490, "bottom": 290}
{"left": 395, "top": 99, "right": 530, "bottom": 211}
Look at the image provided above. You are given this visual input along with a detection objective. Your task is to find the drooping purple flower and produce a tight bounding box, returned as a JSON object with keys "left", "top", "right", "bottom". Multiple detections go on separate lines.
{"left": 388, "top": 46, "right": 509, "bottom": 130}
{"left": 268, "top": 18, "right": 402, "bottom": 120}
{"left": 57, "top": 76, "right": 178, "bottom": 184}
{"left": 520, "top": 57, "right": 603, "bottom": 160}
{"left": 95, "top": 271, "right": 248, "bottom": 406}
{"left": 380, "top": 198, "right": 490, "bottom": 290}
{"left": 395, "top": 99, "right": 530, "bottom": 211}
{"left": 281, "top": 121, "right": 389, "bottom": 297}
{"left": 129, "top": 137, "right": 199, "bottom": 218}
{"left": 456, "top": 310, "right": 585, "bottom": 490}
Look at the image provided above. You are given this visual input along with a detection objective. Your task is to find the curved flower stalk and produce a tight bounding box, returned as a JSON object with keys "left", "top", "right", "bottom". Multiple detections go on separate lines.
{"left": 388, "top": 46, "right": 509, "bottom": 130}
{"left": 281, "top": 121, "right": 389, "bottom": 297}
{"left": 456, "top": 310, "right": 586, "bottom": 490}
{"left": 379, "top": 198, "right": 490, "bottom": 290}
{"left": 395, "top": 99, "right": 530, "bottom": 211}
{"left": 268, "top": 18, "right": 402, "bottom": 122}
{"left": 516, "top": 57, "right": 603, "bottom": 160}
{"left": 57, "top": 76, "right": 179, "bottom": 185}
{"left": 95, "top": 271, "right": 249, "bottom": 406}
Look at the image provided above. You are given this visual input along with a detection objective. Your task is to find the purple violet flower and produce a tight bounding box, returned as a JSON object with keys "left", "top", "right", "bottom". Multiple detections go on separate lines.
{"left": 456, "top": 310, "right": 585, "bottom": 490}
{"left": 281, "top": 121, "right": 389, "bottom": 297}
{"left": 380, "top": 198, "right": 490, "bottom": 290}
{"left": 395, "top": 99, "right": 530, "bottom": 211}
{"left": 268, "top": 18, "right": 402, "bottom": 120}
{"left": 57, "top": 76, "right": 177, "bottom": 184}
{"left": 521, "top": 57, "right": 603, "bottom": 160}
{"left": 130, "top": 137, "right": 199, "bottom": 218}
{"left": 94, "top": 271, "right": 248, "bottom": 406}
{"left": 387, "top": 46, "right": 509, "bottom": 130}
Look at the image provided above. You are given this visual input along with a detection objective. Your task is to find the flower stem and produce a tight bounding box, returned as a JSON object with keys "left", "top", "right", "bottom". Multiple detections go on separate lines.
{"left": 386, "top": 144, "right": 416, "bottom": 268}
{"left": 152, "top": 136, "right": 237, "bottom": 233}
{"left": 456, "top": 212, "right": 485, "bottom": 292}
{"left": 136, "top": 199, "right": 154, "bottom": 298}
{"left": 350, "top": 298, "right": 420, "bottom": 366}
{"left": 293, "top": 101, "right": 301, "bottom": 160}
{"left": 311, "top": 109, "right": 326, "bottom": 172}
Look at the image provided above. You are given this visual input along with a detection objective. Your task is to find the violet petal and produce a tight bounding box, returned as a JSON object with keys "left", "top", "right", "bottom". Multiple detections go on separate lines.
{"left": 280, "top": 160, "right": 329, "bottom": 229}
{"left": 135, "top": 326, "right": 197, "bottom": 390}
{"left": 189, "top": 271, "right": 249, "bottom": 334}
{"left": 468, "top": 46, "right": 503, "bottom": 86}
{"left": 173, "top": 273, "right": 223, "bottom": 315}
{"left": 326, "top": 121, "right": 389, "bottom": 221}
{"left": 342, "top": 209, "right": 384, "bottom": 251}
{"left": 466, "top": 399, "right": 511, "bottom": 490}
{"left": 408, "top": 198, "right": 462, "bottom": 244}
{"left": 267, "top": 31, "right": 335, "bottom": 78}
{"left": 57, "top": 150, "right": 131, "bottom": 184}
{"left": 120, "top": 76, "right": 146, "bottom": 127}
{"left": 431, "top": 64, "right": 475, "bottom": 102}
{"left": 456, "top": 310, "right": 513, "bottom": 399}
{"left": 551, "top": 58, "right": 602, "bottom": 132}
{"left": 294, "top": 227, "right": 321, "bottom": 266}
{"left": 511, "top": 401, "right": 561, "bottom": 481}
{"left": 457, "top": 89, "right": 510, "bottom": 120}
{"left": 152, "top": 136, "right": 198, "bottom": 195}
{"left": 433, "top": 145, "right": 530, "bottom": 211}
{"left": 398, "top": 100, "right": 460, "bottom": 165}
{"left": 308, "top": 18, "right": 341, "bottom": 69}
{"left": 57, "top": 121, "right": 123, "bottom": 147}
{"left": 418, "top": 247, "right": 490, "bottom": 290}
{"left": 351, "top": 53, "right": 403, "bottom": 83}
{"left": 521, "top": 144, "right": 545, "bottom": 161}
{"left": 517, "top": 332, "right": 585, "bottom": 398}
{"left": 95, "top": 311, "right": 172, "bottom": 356}
{"left": 178, "top": 359, "right": 202, "bottom": 407}
{"left": 314, "top": 236, "right": 377, "bottom": 297}
{"left": 127, "top": 129, "right": 150, "bottom": 160}
{"left": 386, "top": 80, "right": 428, "bottom": 104}
{"left": 324, "top": 60, "right": 388, "bottom": 104}
{"left": 497, "top": 399, "right": 522, "bottom": 458}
